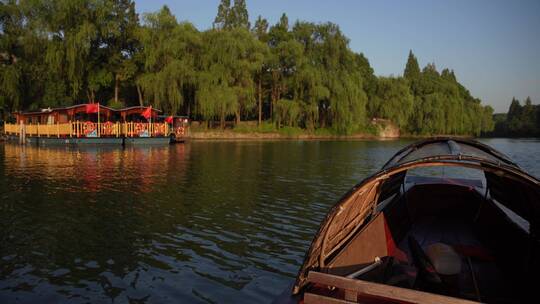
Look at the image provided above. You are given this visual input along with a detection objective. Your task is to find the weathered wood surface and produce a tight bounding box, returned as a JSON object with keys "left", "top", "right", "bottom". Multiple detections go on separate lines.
{"left": 306, "top": 271, "right": 480, "bottom": 304}
{"left": 304, "top": 293, "right": 352, "bottom": 304}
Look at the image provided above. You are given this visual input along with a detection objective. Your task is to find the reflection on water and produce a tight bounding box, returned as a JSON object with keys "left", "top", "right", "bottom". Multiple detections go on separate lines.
{"left": 3, "top": 144, "right": 188, "bottom": 194}
{"left": 0, "top": 139, "right": 538, "bottom": 303}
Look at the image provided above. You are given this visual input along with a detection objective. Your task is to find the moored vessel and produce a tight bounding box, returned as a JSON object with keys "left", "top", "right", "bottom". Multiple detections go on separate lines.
{"left": 3, "top": 104, "right": 189, "bottom": 145}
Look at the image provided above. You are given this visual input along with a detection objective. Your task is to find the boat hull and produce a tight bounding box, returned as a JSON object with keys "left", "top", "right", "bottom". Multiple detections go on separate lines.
{"left": 123, "top": 137, "right": 170, "bottom": 145}
{"left": 6, "top": 135, "right": 123, "bottom": 145}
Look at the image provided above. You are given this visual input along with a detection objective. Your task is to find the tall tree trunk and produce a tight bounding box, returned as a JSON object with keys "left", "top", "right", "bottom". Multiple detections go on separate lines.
{"left": 220, "top": 107, "right": 225, "bottom": 129}
{"left": 270, "top": 86, "right": 276, "bottom": 121}
{"left": 271, "top": 71, "right": 279, "bottom": 121}
{"left": 88, "top": 90, "right": 95, "bottom": 103}
{"left": 114, "top": 74, "right": 120, "bottom": 104}
{"left": 270, "top": 93, "right": 274, "bottom": 121}
{"left": 136, "top": 84, "right": 143, "bottom": 106}
{"left": 258, "top": 76, "right": 262, "bottom": 125}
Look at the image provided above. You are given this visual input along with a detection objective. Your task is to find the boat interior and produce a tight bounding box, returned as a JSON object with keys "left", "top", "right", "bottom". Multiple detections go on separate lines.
{"left": 303, "top": 166, "right": 538, "bottom": 303}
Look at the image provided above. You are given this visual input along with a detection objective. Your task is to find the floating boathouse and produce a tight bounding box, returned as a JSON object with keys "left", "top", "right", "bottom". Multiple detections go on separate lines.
{"left": 3, "top": 104, "right": 188, "bottom": 145}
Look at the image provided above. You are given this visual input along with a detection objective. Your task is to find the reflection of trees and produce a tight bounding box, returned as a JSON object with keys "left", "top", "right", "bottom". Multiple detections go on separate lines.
{"left": 0, "top": 143, "right": 189, "bottom": 302}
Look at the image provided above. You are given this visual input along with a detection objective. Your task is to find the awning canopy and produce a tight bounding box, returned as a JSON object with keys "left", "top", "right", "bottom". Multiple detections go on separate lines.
{"left": 383, "top": 137, "right": 518, "bottom": 169}
{"left": 14, "top": 104, "right": 162, "bottom": 121}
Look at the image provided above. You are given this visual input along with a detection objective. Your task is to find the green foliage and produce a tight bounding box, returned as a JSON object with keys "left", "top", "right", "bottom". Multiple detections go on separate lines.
{"left": 278, "top": 126, "right": 304, "bottom": 137}
{"left": 213, "top": 0, "right": 249, "bottom": 30}
{"left": 230, "top": 0, "right": 249, "bottom": 29}
{"left": 196, "top": 27, "right": 265, "bottom": 126}
{"left": 491, "top": 97, "right": 539, "bottom": 137}
{"left": 253, "top": 15, "right": 269, "bottom": 41}
{"left": 368, "top": 77, "right": 413, "bottom": 129}
{"left": 137, "top": 7, "right": 200, "bottom": 114}
{"left": 274, "top": 98, "right": 301, "bottom": 127}
{"left": 402, "top": 53, "right": 495, "bottom": 136}
{"left": 404, "top": 50, "right": 420, "bottom": 80}
{"left": 107, "top": 98, "right": 125, "bottom": 109}
{"left": 0, "top": 1, "right": 495, "bottom": 135}
{"left": 257, "top": 121, "right": 277, "bottom": 133}
{"left": 233, "top": 121, "right": 276, "bottom": 133}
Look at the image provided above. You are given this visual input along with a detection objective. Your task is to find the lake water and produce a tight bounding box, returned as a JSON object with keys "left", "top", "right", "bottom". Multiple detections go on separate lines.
{"left": 0, "top": 138, "right": 539, "bottom": 303}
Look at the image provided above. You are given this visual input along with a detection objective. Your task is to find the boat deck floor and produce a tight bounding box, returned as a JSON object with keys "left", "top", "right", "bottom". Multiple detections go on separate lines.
{"left": 394, "top": 216, "right": 516, "bottom": 303}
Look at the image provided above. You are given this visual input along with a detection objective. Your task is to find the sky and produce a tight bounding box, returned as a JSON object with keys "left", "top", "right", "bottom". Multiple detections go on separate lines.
{"left": 135, "top": 0, "right": 540, "bottom": 113}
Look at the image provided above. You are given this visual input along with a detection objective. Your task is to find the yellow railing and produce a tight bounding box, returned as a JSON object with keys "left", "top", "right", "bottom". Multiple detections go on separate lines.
{"left": 4, "top": 123, "right": 20, "bottom": 134}
{"left": 3, "top": 122, "right": 170, "bottom": 138}
{"left": 3, "top": 123, "right": 72, "bottom": 137}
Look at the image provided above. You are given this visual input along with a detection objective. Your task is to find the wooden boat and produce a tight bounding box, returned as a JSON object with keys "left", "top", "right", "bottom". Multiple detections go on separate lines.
{"left": 275, "top": 138, "right": 539, "bottom": 304}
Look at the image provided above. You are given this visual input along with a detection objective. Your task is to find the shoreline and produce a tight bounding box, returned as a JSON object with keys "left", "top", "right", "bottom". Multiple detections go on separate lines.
{"left": 187, "top": 130, "right": 476, "bottom": 141}
{"left": 1, "top": 130, "right": 512, "bottom": 143}
{"left": 188, "top": 130, "right": 380, "bottom": 141}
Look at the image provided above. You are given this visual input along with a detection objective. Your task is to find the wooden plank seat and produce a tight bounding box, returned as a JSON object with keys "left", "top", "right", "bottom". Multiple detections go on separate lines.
{"left": 304, "top": 271, "right": 480, "bottom": 304}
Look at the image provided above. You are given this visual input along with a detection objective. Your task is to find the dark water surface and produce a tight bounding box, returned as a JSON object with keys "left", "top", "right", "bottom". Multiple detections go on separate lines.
{"left": 1, "top": 138, "right": 539, "bottom": 303}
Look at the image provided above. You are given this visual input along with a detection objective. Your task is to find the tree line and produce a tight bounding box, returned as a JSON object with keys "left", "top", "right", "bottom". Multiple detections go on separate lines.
{"left": 489, "top": 97, "right": 540, "bottom": 137}
{"left": 0, "top": 0, "right": 495, "bottom": 135}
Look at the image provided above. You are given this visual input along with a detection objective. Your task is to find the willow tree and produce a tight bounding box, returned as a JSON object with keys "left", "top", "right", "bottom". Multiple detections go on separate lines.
{"left": 1, "top": 0, "right": 62, "bottom": 112}
{"left": 137, "top": 6, "right": 200, "bottom": 114}
{"left": 289, "top": 21, "right": 328, "bottom": 130}
{"left": 197, "top": 28, "right": 264, "bottom": 127}
{"left": 368, "top": 77, "right": 413, "bottom": 129}
{"left": 58, "top": 1, "right": 100, "bottom": 101}
{"left": 0, "top": 63, "right": 21, "bottom": 116}
{"left": 253, "top": 15, "right": 269, "bottom": 124}
{"left": 0, "top": 0, "right": 23, "bottom": 115}
{"left": 267, "top": 13, "right": 294, "bottom": 120}
{"left": 25, "top": 0, "right": 116, "bottom": 105}
{"left": 289, "top": 63, "right": 328, "bottom": 130}
{"left": 274, "top": 98, "right": 301, "bottom": 127}
{"left": 264, "top": 19, "right": 370, "bottom": 133}
{"left": 404, "top": 58, "right": 494, "bottom": 135}
{"left": 316, "top": 23, "right": 367, "bottom": 133}
{"left": 100, "top": 0, "right": 139, "bottom": 105}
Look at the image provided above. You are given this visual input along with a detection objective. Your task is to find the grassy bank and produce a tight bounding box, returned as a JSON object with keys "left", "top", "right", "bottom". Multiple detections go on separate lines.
{"left": 188, "top": 121, "right": 393, "bottom": 140}
{"left": 187, "top": 121, "right": 481, "bottom": 140}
